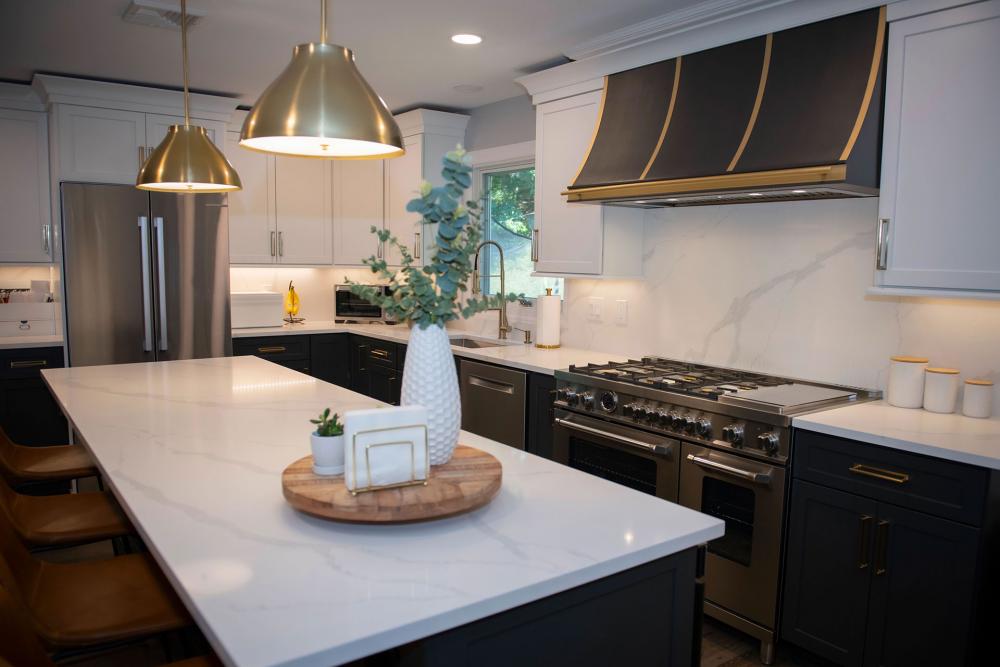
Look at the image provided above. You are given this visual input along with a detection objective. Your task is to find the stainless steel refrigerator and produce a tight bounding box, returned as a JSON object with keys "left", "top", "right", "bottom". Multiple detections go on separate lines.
{"left": 61, "top": 183, "right": 232, "bottom": 367}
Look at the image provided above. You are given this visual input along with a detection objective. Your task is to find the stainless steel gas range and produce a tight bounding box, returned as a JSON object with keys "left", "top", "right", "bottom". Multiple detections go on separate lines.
{"left": 551, "top": 357, "right": 880, "bottom": 664}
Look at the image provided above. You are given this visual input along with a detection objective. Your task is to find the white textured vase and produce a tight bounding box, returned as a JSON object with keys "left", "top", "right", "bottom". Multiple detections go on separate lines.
{"left": 401, "top": 323, "right": 460, "bottom": 465}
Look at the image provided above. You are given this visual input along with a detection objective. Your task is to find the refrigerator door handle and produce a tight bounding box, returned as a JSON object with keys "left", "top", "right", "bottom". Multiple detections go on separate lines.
{"left": 138, "top": 216, "right": 153, "bottom": 352}
{"left": 154, "top": 217, "right": 168, "bottom": 351}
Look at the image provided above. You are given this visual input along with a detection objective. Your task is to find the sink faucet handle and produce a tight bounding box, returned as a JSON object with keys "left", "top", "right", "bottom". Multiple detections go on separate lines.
{"left": 511, "top": 326, "right": 532, "bottom": 344}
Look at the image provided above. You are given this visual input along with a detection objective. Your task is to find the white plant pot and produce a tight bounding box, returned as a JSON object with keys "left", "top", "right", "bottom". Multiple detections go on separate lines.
{"left": 401, "top": 323, "right": 460, "bottom": 465}
{"left": 310, "top": 432, "right": 345, "bottom": 476}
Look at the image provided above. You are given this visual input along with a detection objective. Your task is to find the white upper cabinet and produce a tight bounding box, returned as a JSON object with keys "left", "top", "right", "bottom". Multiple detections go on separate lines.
{"left": 0, "top": 108, "right": 51, "bottom": 263}
{"left": 875, "top": 0, "right": 1000, "bottom": 295}
{"left": 146, "top": 114, "right": 225, "bottom": 152}
{"left": 225, "top": 132, "right": 275, "bottom": 265}
{"left": 533, "top": 89, "right": 644, "bottom": 277}
{"left": 55, "top": 104, "right": 146, "bottom": 184}
{"left": 384, "top": 135, "right": 423, "bottom": 266}
{"left": 333, "top": 158, "right": 384, "bottom": 266}
{"left": 274, "top": 156, "right": 333, "bottom": 265}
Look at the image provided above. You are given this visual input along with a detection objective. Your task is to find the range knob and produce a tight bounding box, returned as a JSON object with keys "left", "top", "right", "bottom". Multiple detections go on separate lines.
{"left": 722, "top": 424, "right": 745, "bottom": 446}
{"left": 623, "top": 403, "right": 636, "bottom": 418}
{"left": 599, "top": 391, "right": 619, "bottom": 413}
{"left": 581, "top": 392, "right": 595, "bottom": 410}
{"left": 695, "top": 418, "right": 712, "bottom": 437}
{"left": 683, "top": 415, "right": 698, "bottom": 433}
{"left": 668, "top": 412, "right": 682, "bottom": 429}
{"left": 757, "top": 432, "right": 780, "bottom": 454}
{"left": 564, "top": 390, "right": 579, "bottom": 406}
{"left": 655, "top": 410, "right": 670, "bottom": 427}
{"left": 634, "top": 405, "right": 650, "bottom": 420}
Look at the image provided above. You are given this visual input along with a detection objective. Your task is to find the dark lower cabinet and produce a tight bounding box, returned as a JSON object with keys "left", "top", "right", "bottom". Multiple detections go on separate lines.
{"left": 310, "top": 334, "right": 350, "bottom": 388}
{"left": 782, "top": 430, "right": 993, "bottom": 667}
{"left": 0, "top": 346, "right": 69, "bottom": 445}
{"left": 369, "top": 363, "right": 400, "bottom": 405}
{"left": 350, "top": 335, "right": 402, "bottom": 405}
{"left": 527, "top": 373, "right": 556, "bottom": 459}
{"left": 233, "top": 335, "right": 311, "bottom": 374}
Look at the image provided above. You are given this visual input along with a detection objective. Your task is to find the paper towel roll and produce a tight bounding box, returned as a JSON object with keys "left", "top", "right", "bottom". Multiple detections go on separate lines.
{"left": 535, "top": 289, "right": 561, "bottom": 349}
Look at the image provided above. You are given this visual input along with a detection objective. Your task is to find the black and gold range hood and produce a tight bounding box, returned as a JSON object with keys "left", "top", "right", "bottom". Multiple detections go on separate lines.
{"left": 564, "top": 7, "right": 886, "bottom": 208}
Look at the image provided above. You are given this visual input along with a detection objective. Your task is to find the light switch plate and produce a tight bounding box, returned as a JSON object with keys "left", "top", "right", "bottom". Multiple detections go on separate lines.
{"left": 615, "top": 299, "right": 628, "bottom": 325}
{"left": 587, "top": 297, "right": 603, "bottom": 321}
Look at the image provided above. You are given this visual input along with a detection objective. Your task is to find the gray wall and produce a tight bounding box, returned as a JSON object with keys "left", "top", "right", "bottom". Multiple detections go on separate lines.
{"left": 464, "top": 95, "right": 536, "bottom": 151}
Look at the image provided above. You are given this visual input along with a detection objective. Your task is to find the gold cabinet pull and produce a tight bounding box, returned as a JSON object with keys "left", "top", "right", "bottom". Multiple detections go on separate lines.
{"left": 849, "top": 463, "right": 909, "bottom": 484}
{"left": 10, "top": 359, "right": 48, "bottom": 369}
{"left": 257, "top": 346, "right": 286, "bottom": 354}
{"left": 370, "top": 348, "right": 390, "bottom": 359}
{"left": 874, "top": 520, "right": 890, "bottom": 575}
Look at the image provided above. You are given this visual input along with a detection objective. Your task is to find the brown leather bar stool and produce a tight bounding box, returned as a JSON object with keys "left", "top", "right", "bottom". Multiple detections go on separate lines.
{"left": 0, "top": 511, "right": 192, "bottom": 650}
{"left": 0, "top": 584, "right": 220, "bottom": 667}
{"left": 0, "top": 425, "right": 97, "bottom": 486}
{"left": 0, "top": 480, "right": 132, "bottom": 548}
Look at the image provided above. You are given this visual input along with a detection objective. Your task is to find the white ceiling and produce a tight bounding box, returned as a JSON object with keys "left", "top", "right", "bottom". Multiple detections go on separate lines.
{"left": 0, "top": 0, "right": 699, "bottom": 112}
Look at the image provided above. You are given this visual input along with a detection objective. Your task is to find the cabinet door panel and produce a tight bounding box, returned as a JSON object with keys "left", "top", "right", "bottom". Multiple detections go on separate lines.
{"left": 534, "top": 92, "right": 603, "bottom": 275}
{"left": 333, "top": 159, "right": 383, "bottom": 266}
{"left": 311, "top": 334, "right": 351, "bottom": 388}
{"left": 527, "top": 373, "right": 556, "bottom": 459}
{"left": 56, "top": 105, "right": 145, "bottom": 184}
{"left": 863, "top": 502, "right": 978, "bottom": 667}
{"left": 384, "top": 135, "right": 421, "bottom": 266}
{"left": 274, "top": 157, "right": 333, "bottom": 264}
{"left": 782, "top": 480, "right": 876, "bottom": 666}
{"left": 349, "top": 337, "right": 371, "bottom": 396}
{"left": 878, "top": 2, "right": 1000, "bottom": 291}
{"left": 225, "top": 132, "right": 275, "bottom": 264}
{"left": 0, "top": 109, "right": 51, "bottom": 262}
{"left": 369, "top": 364, "right": 399, "bottom": 405}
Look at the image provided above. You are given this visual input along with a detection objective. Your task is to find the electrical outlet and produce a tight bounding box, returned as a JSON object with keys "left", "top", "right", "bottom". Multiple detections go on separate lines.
{"left": 587, "top": 297, "right": 603, "bottom": 321}
{"left": 615, "top": 299, "right": 628, "bottom": 325}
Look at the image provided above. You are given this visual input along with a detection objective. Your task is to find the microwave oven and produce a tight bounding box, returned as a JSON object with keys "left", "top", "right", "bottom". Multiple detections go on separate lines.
{"left": 334, "top": 285, "right": 396, "bottom": 323}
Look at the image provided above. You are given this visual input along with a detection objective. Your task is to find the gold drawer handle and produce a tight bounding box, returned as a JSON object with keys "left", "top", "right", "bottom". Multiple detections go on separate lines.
{"left": 849, "top": 463, "right": 909, "bottom": 484}
{"left": 370, "top": 348, "right": 390, "bottom": 359}
{"left": 10, "top": 360, "right": 48, "bottom": 369}
{"left": 257, "top": 346, "right": 286, "bottom": 354}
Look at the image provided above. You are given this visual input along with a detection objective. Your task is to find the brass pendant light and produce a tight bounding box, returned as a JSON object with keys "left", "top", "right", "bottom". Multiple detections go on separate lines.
{"left": 136, "top": 0, "right": 242, "bottom": 192}
{"left": 239, "top": 0, "right": 404, "bottom": 159}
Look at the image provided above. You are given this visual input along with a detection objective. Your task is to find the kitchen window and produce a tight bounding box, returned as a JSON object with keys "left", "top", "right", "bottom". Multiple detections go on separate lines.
{"left": 477, "top": 164, "right": 562, "bottom": 300}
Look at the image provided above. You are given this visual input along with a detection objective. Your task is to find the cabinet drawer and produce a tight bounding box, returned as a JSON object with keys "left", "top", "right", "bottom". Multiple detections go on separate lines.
{"left": 364, "top": 339, "right": 398, "bottom": 368}
{"left": 0, "top": 346, "right": 64, "bottom": 380}
{"left": 233, "top": 336, "right": 309, "bottom": 362}
{"left": 793, "top": 429, "right": 988, "bottom": 525}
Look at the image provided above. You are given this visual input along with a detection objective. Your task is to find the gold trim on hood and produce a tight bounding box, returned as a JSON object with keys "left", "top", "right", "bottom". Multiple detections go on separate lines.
{"left": 840, "top": 5, "right": 886, "bottom": 161}
{"left": 570, "top": 76, "right": 609, "bottom": 184}
{"left": 728, "top": 33, "right": 773, "bottom": 172}
{"left": 562, "top": 163, "right": 848, "bottom": 201}
{"left": 639, "top": 57, "right": 683, "bottom": 180}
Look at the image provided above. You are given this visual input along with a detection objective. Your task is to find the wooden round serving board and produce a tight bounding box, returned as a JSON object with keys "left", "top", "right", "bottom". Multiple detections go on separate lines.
{"left": 281, "top": 445, "right": 502, "bottom": 524}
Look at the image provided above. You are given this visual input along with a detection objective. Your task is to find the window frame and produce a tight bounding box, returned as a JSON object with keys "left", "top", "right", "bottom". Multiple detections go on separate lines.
{"left": 476, "top": 162, "right": 535, "bottom": 297}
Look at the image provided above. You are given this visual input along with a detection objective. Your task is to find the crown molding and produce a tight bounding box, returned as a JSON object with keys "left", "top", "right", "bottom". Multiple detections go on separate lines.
{"left": 394, "top": 108, "right": 469, "bottom": 138}
{"left": 518, "top": 0, "right": 885, "bottom": 101}
{"left": 31, "top": 74, "right": 238, "bottom": 123}
{"left": 0, "top": 82, "right": 44, "bottom": 112}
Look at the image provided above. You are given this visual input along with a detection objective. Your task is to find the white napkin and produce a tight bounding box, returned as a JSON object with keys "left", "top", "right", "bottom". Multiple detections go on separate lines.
{"left": 343, "top": 405, "right": 429, "bottom": 492}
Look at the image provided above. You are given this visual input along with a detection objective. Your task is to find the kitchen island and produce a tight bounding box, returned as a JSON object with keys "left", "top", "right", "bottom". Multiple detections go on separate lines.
{"left": 42, "top": 356, "right": 722, "bottom": 667}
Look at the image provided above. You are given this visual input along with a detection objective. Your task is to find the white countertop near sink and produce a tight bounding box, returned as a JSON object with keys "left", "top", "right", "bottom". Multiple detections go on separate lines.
{"left": 232, "top": 321, "right": 629, "bottom": 375}
{"left": 793, "top": 400, "right": 1000, "bottom": 470}
{"left": 42, "top": 356, "right": 723, "bottom": 667}
{"left": 0, "top": 334, "right": 64, "bottom": 350}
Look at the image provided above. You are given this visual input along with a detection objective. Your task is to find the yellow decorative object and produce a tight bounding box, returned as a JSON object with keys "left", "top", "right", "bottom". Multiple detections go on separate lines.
{"left": 283, "top": 281, "right": 303, "bottom": 324}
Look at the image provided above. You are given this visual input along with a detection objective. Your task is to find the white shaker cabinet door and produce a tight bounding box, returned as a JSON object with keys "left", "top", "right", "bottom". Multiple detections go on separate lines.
{"left": 55, "top": 105, "right": 146, "bottom": 184}
{"left": 225, "top": 132, "right": 275, "bottom": 264}
{"left": 333, "top": 159, "right": 384, "bottom": 266}
{"left": 534, "top": 91, "right": 604, "bottom": 275}
{"left": 877, "top": 1, "right": 1000, "bottom": 292}
{"left": 384, "top": 135, "right": 423, "bottom": 266}
{"left": 0, "top": 109, "right": 51, "bottom": 263}
{"left": 274, "top": 156, "right": 333, "bottom": 265}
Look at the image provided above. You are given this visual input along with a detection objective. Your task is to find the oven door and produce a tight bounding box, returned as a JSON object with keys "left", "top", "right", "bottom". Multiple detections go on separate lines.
{"left": 552, "top": 409, "right": 679, "bottom": 502}
{"left": 679, "top": 442, "right": 785, "bottom": 631}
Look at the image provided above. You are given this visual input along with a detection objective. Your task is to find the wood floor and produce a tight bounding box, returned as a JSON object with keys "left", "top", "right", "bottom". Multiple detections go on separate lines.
{"left": 701, "top": 618, "right": 831, "bottom": 667}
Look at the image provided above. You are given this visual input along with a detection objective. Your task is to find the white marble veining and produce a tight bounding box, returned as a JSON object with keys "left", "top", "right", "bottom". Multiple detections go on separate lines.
{"left": 0, "top": 334, "right": 63, "bottom": 349}
{"left": 42, "top": 357, "right": 722, "bottom": 667}
{"left": 559, "top": 198, "right": 1000, "bottom": 415}
{"left": 233, "top": 321, "right": 628, "bottom": 375}
{"left": 794, "top": 400, "right": 1000, "bottom": 470}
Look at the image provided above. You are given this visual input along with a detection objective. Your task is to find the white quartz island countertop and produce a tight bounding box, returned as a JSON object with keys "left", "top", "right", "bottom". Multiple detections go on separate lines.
{"left": 232, "top": 320, "right": 630, "bottom": 375}
{"left": 794, "top": 400, "right": 1000, "bottom": 470}
{"left": 42, "top": 356, "right": 722, "bottom": 667}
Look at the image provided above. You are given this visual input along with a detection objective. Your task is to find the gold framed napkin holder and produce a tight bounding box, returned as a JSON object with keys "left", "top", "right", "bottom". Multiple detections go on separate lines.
{"left": 343, "top": 406, "right": 430, "bottom": 495}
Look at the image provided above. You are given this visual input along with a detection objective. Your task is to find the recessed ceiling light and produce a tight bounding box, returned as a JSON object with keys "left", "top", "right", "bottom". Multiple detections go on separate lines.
{"left": 451, "top": 33, "right": 482, "bottom": 45}
{"left": 453, "top": 84, "right": 483, "bottom": 93}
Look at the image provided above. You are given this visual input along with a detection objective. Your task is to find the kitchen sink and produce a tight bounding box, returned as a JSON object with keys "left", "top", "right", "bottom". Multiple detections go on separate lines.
{"left": 449, "top": 337, "right": 516, "bottom": 349}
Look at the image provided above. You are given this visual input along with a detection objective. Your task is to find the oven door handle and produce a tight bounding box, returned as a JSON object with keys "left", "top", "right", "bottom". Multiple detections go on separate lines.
{"left": 686, "top": 454, "right": 771, "bottom": 485}
{"left": 554, "top": 417, "right": 672, "bottom": 457}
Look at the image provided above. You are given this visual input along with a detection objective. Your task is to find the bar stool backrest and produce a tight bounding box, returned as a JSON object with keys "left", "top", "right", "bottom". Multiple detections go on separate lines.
{"left": 0, "top": 509, "right": 43, "bottom": 603}
{"left": 0, "top": 583, "right": 55, "bottom": 667}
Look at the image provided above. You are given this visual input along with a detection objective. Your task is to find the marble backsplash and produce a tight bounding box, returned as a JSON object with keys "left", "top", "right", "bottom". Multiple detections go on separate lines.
{"left": 230, "top": 266, "right": 381, "bottom": 322}
{"left": 560, "top": 197, "right": 1000, "bottom": 414}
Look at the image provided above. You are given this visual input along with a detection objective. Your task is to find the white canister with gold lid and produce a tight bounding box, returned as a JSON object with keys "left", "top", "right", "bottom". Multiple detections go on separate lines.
{"left": 887, "top": 356, "right": 928, "bottom": 408}
{"left": 923, "top": 367, "right": 960, "bottom": 414}
{"left": 962, "top": 379, "right": 993, "bottom": 419}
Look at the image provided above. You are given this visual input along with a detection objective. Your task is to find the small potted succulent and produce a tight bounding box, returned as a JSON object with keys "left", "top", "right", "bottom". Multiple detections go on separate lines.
{"left": 309, "top": 408, "right": 345, "bottom": 476}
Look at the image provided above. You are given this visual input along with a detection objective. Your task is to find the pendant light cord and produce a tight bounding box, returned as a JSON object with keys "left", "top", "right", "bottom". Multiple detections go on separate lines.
{"left": 181, "top": 0, "right": 191, "bottom": 126}
{"left": 320, "top": 0, "right": 328, "bottom": 43}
